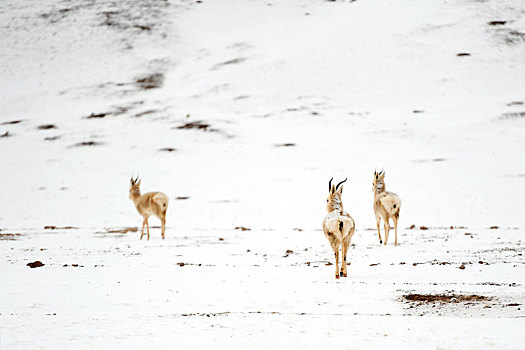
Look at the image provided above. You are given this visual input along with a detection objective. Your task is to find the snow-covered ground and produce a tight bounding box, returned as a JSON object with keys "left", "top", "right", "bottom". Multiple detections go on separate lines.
{"left": 1, "top": 0, "right": 524, "bottom": 348}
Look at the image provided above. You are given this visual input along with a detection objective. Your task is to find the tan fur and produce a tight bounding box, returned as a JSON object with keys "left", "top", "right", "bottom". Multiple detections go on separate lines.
{"left": 372, "top": 170, "right": 401, "bottom": 246}
{"left": 129, "top": 177, "right": 169, "bottom": 240}
{"left": 322, "top": 178, "right": 356, "bottom": 279}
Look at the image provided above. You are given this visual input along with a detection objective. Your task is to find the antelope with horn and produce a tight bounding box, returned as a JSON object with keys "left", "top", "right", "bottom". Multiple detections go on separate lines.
{"left": 373, "top": 169, "right": 401, "bottom": 245}
{"left": 322, "top": 178, "right": 356, "bottom": 279}
{"left": 129, "top": 176, "right": 169, "bottom": 240}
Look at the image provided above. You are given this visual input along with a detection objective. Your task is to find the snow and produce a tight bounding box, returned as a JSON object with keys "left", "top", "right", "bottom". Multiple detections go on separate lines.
{"left": 1, "top": 0, "right": 524, "bottom": 348}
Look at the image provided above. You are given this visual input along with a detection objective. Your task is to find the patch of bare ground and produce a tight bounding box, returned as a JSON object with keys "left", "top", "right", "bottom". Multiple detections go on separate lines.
{"left": 85, "top": 112, "right": 108, "bottom": 119}
{"left": 0, "top": 233, "right": 22, "bottom": 240}
{"left": 403, "top": 293, "right": 491, "bottom": 304}
{"left": 274, "top": 143, "right": 296, "bottom": 147}
{"left": 70, "top": 141, "right": 103, "bottom": 147}
{"left": 44, "top": 226, "right": 78, "bottom": 230}
{"left": 159, "top": 147, "right": 176, "bottom": 152}
{"left": 1, "top": 120, "right": 22, "bottom": 125}
{"left": 176, "top": 121, "right": 218, "bottom": 132}
{"left": 27, "top": 261, "right": 45, "bottom": 268}
{"left": 102, "top": 227, "right": 138, "bottom": 234}
{"left": 1, "top": 131, "right": 11, "bottom": 138}
{"left": 37, "top": 124, "right": 56, "bottom": 130}
{"left": 84, "top": 101, "right": 145, "bottom": 119}
{"left": 134, "top": 109, "right": 158, "bottom": 118}
{"left": 136, "top": 73, "right": 164, "bottom": 90}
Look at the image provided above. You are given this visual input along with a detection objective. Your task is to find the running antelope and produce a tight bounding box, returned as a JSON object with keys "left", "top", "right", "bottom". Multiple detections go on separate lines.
{"left": 129, "top": 176, "right": 169, "bottom": 240}
{"left": 322, "top": 178, "right": 356, "bottom": 279}
{"left": 373, "top": 169, "right": 401, "bottom": 245}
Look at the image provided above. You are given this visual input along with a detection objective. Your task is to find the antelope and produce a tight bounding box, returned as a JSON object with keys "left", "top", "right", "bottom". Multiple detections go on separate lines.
{"left": 322, "top": 178, "right": 356, "bottom": 279}
{"left": 129, "top": 176, "right": 169, "bottom": 240}
{"left": 373, "top": 169, "right": 401, "bottom": 245}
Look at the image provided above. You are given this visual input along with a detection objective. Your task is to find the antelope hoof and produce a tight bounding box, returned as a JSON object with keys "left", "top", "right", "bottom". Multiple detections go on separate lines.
{"left": 343, "top": 272, "right": 348, "bottom": 277}
{"left": 379, "top": 240, "right": 382, "bottom": 244}
{"left": 335, "top": 274, "right": 340, "bottom": 279}
{"left": 339, "top": 271, "right": 344, "bottom": 277}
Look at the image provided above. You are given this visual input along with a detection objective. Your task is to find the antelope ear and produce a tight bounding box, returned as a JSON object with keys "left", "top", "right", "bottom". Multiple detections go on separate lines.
{"left": 137, "top": 179, "right": 141, "bottom": 186}
{"left": 330, "top": 185, "right": 335, "bottom": 195}
{"left": 338, "top": 185, "right": 343, "bottom": 194}
{"left": 130, "top": 177, "right": 134, "bottom": 185}
{"left": 380, "top": 171, "right": 385, "bottom": 179}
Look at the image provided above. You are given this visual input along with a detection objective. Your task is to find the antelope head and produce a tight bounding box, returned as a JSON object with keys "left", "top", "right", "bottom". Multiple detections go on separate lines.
{"left": 373, "top": 169, "right": 385, "bottom": 193}
{"left": 326, "top": 177, "right": 347, "bottom": 212}
{"left": 129, "top": 175, "right": 141, "bottom": 199}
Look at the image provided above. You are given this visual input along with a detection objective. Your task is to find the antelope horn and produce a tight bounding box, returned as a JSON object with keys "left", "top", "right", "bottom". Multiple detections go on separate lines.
{"left": 130, "top": 175, "right": 134, "bottom": 184}
{"left": 328, "top": 177, "right": 333, "bottom": 192}
{"left": 336, "top": 178, "right": 347, "bottom": 189}
{"left": 379, "top": 168, "right": 384, "bottom": 175}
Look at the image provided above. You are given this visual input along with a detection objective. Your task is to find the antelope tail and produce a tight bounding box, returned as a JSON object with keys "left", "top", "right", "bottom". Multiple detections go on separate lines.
{"left": 339, "top": 221, "right": 344, "bottom": 232}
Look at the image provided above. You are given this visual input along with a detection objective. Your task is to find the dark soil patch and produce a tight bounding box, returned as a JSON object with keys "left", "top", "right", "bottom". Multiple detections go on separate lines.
{"left": 71, "top": 141, "right": 102, "bottom": 147}
{"left": 507, "top": 101, "right": 524, "bottom": 106}
{"left": 86, "top": 112, "right": 108, "bottom": 119}
{"left": 274, "top": 143, "right": 296, "bottom": 147}
{"left": 136, "top": 73, "right": 164, "bottom": 90}
{"left": 37, "top": 124, "right": 57, "bottom": 130}
{"left": 159, "top": 147, "right": 176, "bottom": 152}
{"left": 1, "top": 120, "right": 22, "bottom": 125}
{"left": 27, "top": 261, "right": 45, "bottom": 268}
{"left": 176, "top": 196, "right": 190, "bottom": 200}
{"left": 488, "top": 21, "right": 507, "bottom": 26}
{"left": 134, "top": 25, "right": 151, "bottom": 31}
{"left": 44, "top": 136, "right": 61, "bottom": 141}
{"left": 234, "top": 226, "right": 251, "bottom": 231}
{"left": 176, "top": 121, "right": 216, "bottom": 132}
{"left": 0, "top": 233, "right": 22, "bottom": 240}
{"left": 44, "top": 226, "right": 78, "bottom": 230}
{"left": 403, "top": 293, "right": 490, "bottom": 304}
{"left": 135, "top": 110, "right": 157, "bottom": 118}
{"left": 456, "top": 52, "right": 470, "bottom": 56}
{"left": 1, "top": 131, "right": 11, "bottom": 138}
